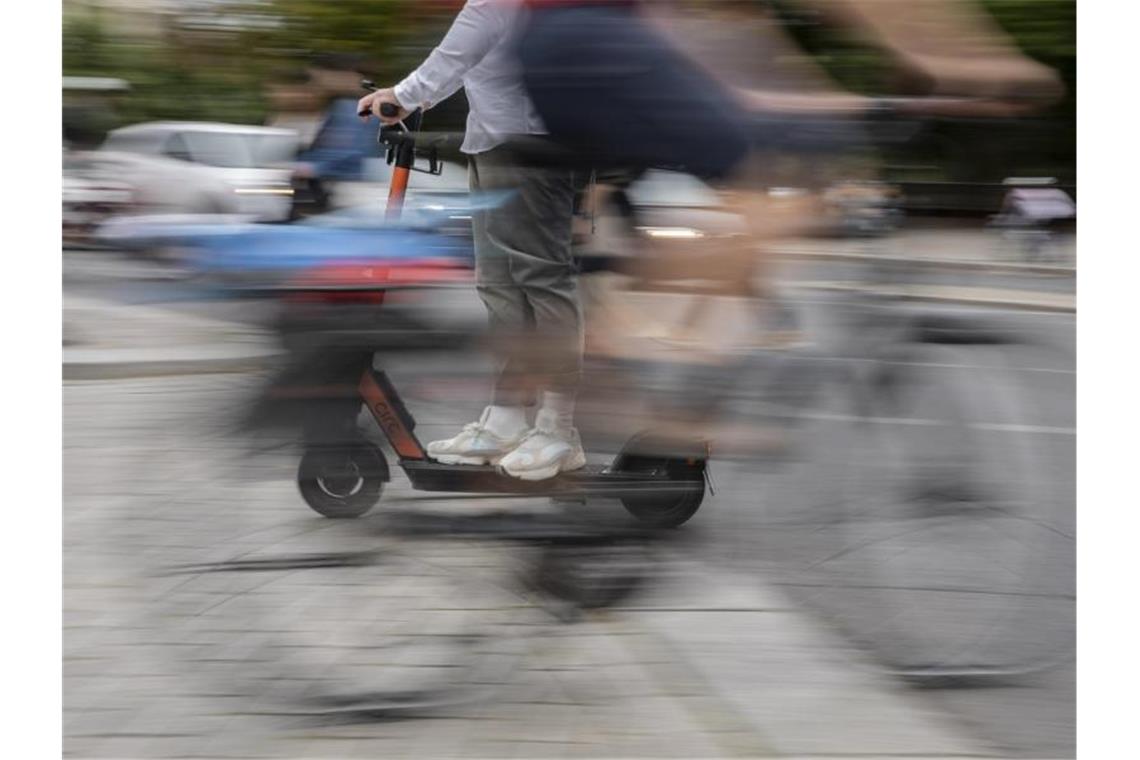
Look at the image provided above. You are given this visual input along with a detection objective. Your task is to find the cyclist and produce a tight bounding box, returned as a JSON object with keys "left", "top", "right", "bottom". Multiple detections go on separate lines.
{"left": 514, "top": 0, "right": 1064, "bottom": 348}
{"left": 358, "top": 0, "right": 587, "bottom": 481}
{"left": 516, "top": 0, "right": 835, "bottom": 351}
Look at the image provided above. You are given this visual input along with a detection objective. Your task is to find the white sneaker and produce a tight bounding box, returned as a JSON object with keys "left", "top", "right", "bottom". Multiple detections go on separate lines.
{"left": 499, "top": 420, "right": 587, "bottom": 482}
{"left": 426, "top": 407, "right": 527, "bottom": 466}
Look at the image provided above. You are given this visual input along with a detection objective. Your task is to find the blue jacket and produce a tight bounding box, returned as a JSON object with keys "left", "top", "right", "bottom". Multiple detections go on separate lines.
{"left": 297, "top": 98, "right": 381, "bottom": 181}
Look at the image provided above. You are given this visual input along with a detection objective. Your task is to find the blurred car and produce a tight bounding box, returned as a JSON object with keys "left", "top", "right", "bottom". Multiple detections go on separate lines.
{"left": 987, "top": 179, "right": 1075, "bottom": 262}
{"left": 96, "top": 122, "right": 300, "bottom": 221}
{"left": 63, "top": 150, "right": 136, "bottom": 247}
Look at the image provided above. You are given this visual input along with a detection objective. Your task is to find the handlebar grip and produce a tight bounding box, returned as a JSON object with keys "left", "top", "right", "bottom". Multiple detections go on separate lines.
{"left": 360, "top": 101, "right": 403, "bottom": 119}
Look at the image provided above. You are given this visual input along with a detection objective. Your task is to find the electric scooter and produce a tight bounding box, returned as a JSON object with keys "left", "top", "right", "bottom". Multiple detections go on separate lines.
{"left": 291, "top": 89, "right": 709, "bottom": 529}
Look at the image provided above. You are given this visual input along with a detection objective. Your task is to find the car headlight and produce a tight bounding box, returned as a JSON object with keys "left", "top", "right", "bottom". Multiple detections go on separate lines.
{"left": 638, "top": 227, "right": 706, "bottom": 240}
{"left": 233, "top": 186, "right": 294, "bottom": 196}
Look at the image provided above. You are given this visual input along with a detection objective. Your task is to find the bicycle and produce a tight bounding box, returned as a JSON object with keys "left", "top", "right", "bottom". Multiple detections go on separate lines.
{"left": 555, "top": 103, "right": 1073, "bottom": 681}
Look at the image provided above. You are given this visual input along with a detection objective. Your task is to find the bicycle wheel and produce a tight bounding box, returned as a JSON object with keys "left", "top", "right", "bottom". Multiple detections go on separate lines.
{"left": 801, "top": 341, "right": 1073, "bottom": 679}
{"left": 154, "top": 534, "right": 542, "bottom": 716}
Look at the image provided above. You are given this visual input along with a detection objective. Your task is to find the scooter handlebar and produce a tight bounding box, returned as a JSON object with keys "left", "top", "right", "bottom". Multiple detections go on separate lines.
{"left": 358, "top": 79, "right": 404, "bottom": 119}
{"left": 357, "top": 102, "right": 403, "bottom": 119}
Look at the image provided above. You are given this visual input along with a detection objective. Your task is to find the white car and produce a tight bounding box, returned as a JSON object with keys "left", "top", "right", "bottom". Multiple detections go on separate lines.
{"left": 97, "top": 122, "right": 300, "bottom": 221}
{"left": 63, "top": 151, "right": 136, "bottom": 247}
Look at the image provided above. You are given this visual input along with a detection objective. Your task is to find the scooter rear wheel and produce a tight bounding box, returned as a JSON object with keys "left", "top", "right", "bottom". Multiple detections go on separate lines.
{"left": 617, "top": 453, "right": 706, "bottom": 529}
{"left": 298, "top": 441, "right": 388, "bottom": 518}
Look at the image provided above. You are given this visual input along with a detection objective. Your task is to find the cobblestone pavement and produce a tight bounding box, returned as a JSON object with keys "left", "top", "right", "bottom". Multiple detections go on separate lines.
{"left": 64, "top": 371, "right": 998, "bottom": 760}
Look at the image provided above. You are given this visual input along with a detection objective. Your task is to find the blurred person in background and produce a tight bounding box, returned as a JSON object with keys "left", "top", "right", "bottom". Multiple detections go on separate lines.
{"left": 513, "top": 0, "right": 1062, "bottom": 447}
{"left": 518, "top": 0, "right": 867, "bottom": 355}
{"left": 516, "top": 0, "right": 1062, "bottom": 346}
{"left": 267, "top": 55, "right": 382, "bottom": 219}
{"left": 357, "top": 1, "right": 586, "bottom": 482}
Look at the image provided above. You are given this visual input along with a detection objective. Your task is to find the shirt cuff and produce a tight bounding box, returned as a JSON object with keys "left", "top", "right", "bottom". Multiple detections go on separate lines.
{"left": 393, "top": 78, "right": 423, "bottom": 111}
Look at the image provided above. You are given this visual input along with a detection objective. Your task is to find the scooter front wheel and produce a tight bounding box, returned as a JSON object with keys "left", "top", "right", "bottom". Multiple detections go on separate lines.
{"left": 298, "top": 441, "right": 389, "bottom": 518}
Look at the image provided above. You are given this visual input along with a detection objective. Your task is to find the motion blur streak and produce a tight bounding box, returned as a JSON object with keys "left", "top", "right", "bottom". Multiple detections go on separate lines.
{"left": 64, "top": 1, "right": 1075, "bottom": 758}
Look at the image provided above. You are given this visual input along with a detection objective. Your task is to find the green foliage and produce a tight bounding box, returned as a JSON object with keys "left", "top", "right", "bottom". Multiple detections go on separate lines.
{"left": 63, "top": 1, "right": 443, "bottom": 133}
{"left": 982, "top": 0, "right": 1076, "bottom": 110}
{"left": 770, "top": 0, "right": 1076, "bottom": 182}
{"left": 63, "top": 0, "right": 1074, "bottom": 180}
{"left": 63, "top": 8, "right": 269, "bottom": 129}
{"left": 246, "top": 0, "right": 410, "bottom": 58}
{"left": 979, "top": 0, "right": 1076, "bottom": 180}
{"left": 231, "top": 0, "right": 447, "bottom": 94}
{"left": 63, "top": 11, "right": 110, "bottom": 73}
{"left": 983, "top": 0, "right": 1076, "bottom": 60}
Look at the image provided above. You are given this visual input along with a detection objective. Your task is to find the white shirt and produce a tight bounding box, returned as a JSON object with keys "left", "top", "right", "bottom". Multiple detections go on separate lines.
{"left": 393, "top": 0, "right": 544, "bottom": 155}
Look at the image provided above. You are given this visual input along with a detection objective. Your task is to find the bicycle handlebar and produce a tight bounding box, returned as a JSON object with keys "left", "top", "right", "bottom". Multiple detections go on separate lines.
{"left": 870, "top": 95, "right": 1049, "bottom": 120}
{"left": 365, "top": 88, "right": 1046, "bottom": 177}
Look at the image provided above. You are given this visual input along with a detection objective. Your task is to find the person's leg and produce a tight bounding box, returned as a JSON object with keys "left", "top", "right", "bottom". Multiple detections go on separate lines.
{"left": 470, "top": 152, "right": 541, "bottom": 416}
{"left": 477, "top": 147, "right": 586, "bottom": 480}
{"left": 423, "top": 154, "right": 533, "bottom": 465}
{"left": 499, "top": 167, "right": 581, "bottom": 399}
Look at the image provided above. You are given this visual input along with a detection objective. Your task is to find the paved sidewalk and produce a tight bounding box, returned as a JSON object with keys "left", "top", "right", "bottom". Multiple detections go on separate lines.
{"left": 61, "top": 228, "right": 1073, "bottom": 757}
{"left": 62, "top": 220, "right": 1076, "bottom": 381}
{"left": 64, "top": 374, "right": 995, "bottom": 759}
{"left": 63, "top": 294, "right": 282, "bottom": 380}
{"left": 790, "top": 281, "right": 1074, "bottom": 312}
{"left": 772, "top": 226, "right": 1075, "bottom": 314}
{"left": 773, "top": 226, "right": 1076, "bottom": 272}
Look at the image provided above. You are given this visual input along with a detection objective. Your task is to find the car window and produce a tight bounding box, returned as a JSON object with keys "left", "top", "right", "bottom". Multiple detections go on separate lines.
{"left": 162, "top": 133, "right": 193, "bottom": 162}
{"left": 102, "top": 131, "right": 163, "bottom": 155}
{"left": 251, "top": 134, "right": 299, "bottom": 166}
{"left": 181, "top": 132, "right": 256, "bottom": 168}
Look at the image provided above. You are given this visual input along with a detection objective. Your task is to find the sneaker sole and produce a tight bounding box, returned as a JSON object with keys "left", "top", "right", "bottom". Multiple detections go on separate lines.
{"left": 501, "top": 452, "right": 587, "bottom": 482}
{"left": 431, "top": 453, "right": 502, "bottom": 466}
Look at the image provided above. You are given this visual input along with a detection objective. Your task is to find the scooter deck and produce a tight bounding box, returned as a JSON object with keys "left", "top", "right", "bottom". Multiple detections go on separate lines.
{"left": 360, "top": 367, "right": 704, "bottom": 501}
{"left": 400, "top": 459, "right": 701, "bottom": 499}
